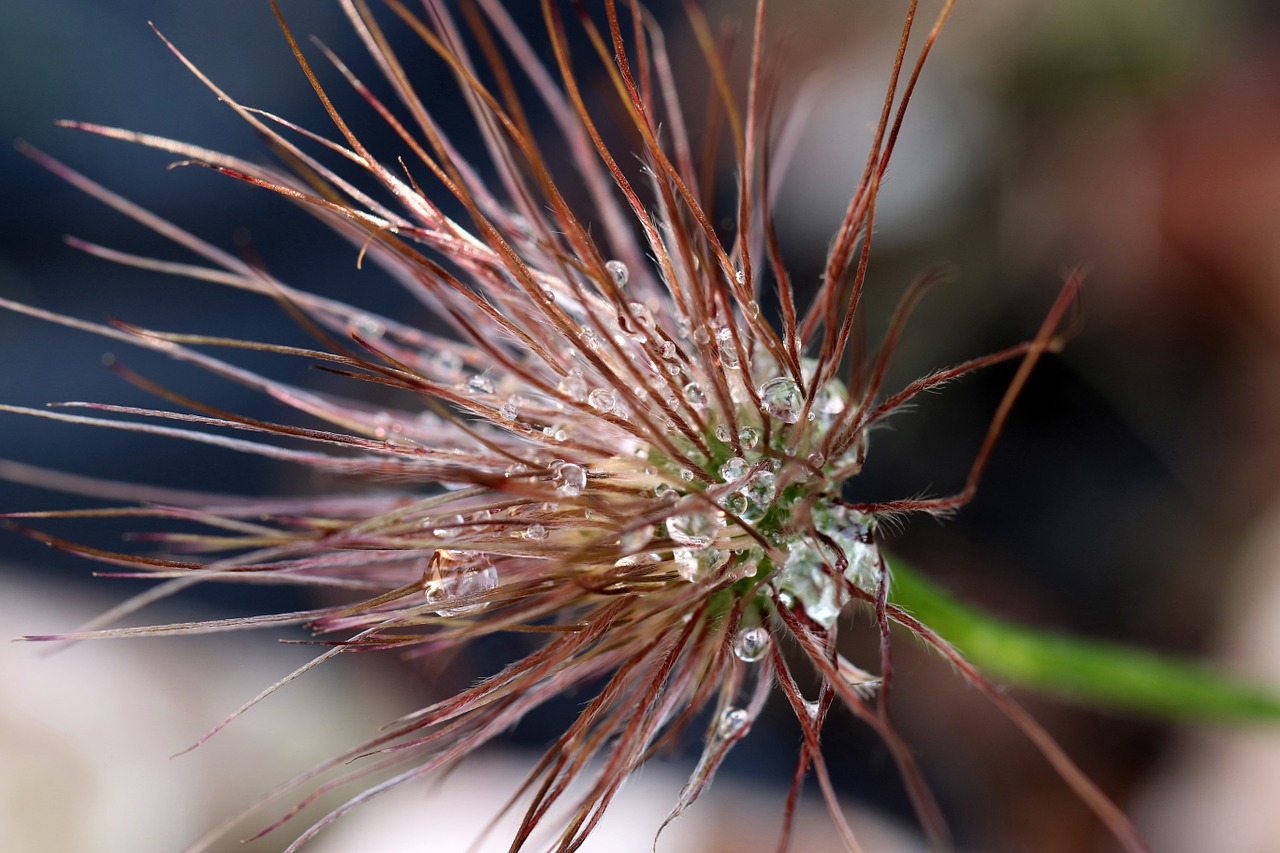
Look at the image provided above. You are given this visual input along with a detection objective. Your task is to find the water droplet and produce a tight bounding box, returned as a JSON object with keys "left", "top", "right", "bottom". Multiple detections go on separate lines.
{"left": 717, "top": 707, "right": 750, "bottom": 739}
{"left": 614, "top": 552, "right": 660, "bottom": 568}
{"left": 734, "top": 268, "right": 746, "bottom": 286}
{"left": 619, "top": 301, "right": 655, "bottom": 339}
{"left": 618, "top": 524, "right": 654, "bottom": 554}
{"left": 674, "top": 546, "right": 727, "bottom": 582}
{"left": 659, "top": 340, "right": 677, "bottom": 360}
{"left": 505, "top": 462, "right": 528, "bottom": 478}
{"left": 468, "top": 374, "right": 495, "bottom": 395}
{"left": 666, "top": 510, "right": 717, "bottom": 548}
{"left": 692, "top": 326, "right": 711, "bottom": 346}
{"left": 738, "top": 426, "right": 760, "bottom": 449}
{"left": 349, "top": 314, "right": 385, "bottom": 338}
{"left": 718, "top": 337, "right": 740, "bottom": 369}
{"left": 733, "top": 626, "right": 770, "bottom": 662}
{"left": 816, "top": 503, "right": 882, "bottom": 593}
{"left": 739, "top": 470, "right": 776, "bottom": 522}
{"left": 714, "top": 424, "right": 732, "bottom": 443}
{"left": 429, "top": 514, "right": 465, "bottom": 538}
{"left": 802, "top": 699, "right": 821, "bottom": 720}
{"left": 813, "top": 384, "right": 847, "bottom": 416}
{"left": 679, "top": 468, "right": 695, "bottom": 483}
{"left": 587, "top": 388, "right": 617, "bottom": 413}
{"left": 433, "top": 350, "right": 463, "bottom": 375}
{"left": 683, "top": 382, "right": 708, "bottom": 411}
{"left": 775, "top": 539, "right": 845, "bottom": 628}
{"left": 760, "top": 377, "right": 803, "bottom": 423}
{"left": 499, "top": 403, "right": 518, "bottom": 420}
{"left": 605, "top": 259, "right": 629, "bottom": 288}
{"left": 807, "top": 452, "right": 825, "bottom": 468}
{"left": 719, "top": 456, "right": 749, "bottom": 483}
{"left": 422, "top": 550, "right": 498, "bottom": 616}
{"left": 579, "top": 329, "right": 601, "bottom": 351}
{"left": 554, "top": 462, "right": 587, "bottom": 497}
{"left": 654, "top": 482, "right": 679, "bottom": 502}
{"left": 558, "top": 370, "right": 588, "bottom": 402}
{"left": 523, "top": 523, "right": 548, "bottom": 541}
{"left": 723, "top": 492, "right": 748, "bottom": 516}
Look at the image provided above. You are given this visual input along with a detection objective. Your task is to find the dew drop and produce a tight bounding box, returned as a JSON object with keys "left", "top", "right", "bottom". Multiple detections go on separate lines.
{"left": 620, "top": 301, "right": 655, "bottom": 337}
{"left": 683, "top": 382, "right": 708, "bottom": 412}
{"left": 807, "top": 452, "right": 825, "bottom": 468}
{"left": 422, "top": 550, "right": 498, "bottom": 616}
{"left": 714, "top": 424, "right": 732, "bottom": 443}
{"left": 718, "top": 337, "right": 740, "bottom": 369}
{"left": 739, "top": 470, "right": 776, "bottom": 522}
{"left": 674, "top": 546, "right": 727, "bottom": 581}
{"left": 468, "top": 374, "right": 495, "bottom": 395}
{"left": 605, "top": 259, "right": 629, "bottom": 288}
{"left": 429, "top": 514, "right": 464, "bottom": 538}
{"left": 813, "top": 384, "right": 847, "bottom": 416}
{"left": 667, "top": 510, "right": 717, "bottom": 547}
{"left": 587, "top": 388, "right": 617, "bottom": 413}
{"left": 719, "top": 456, "right": 749, "bottom": 483}
{"left": 733, "top": 626, "right": 770, "bottom": 662}
{"left": 738, "top": 426, "right": 760, "bottom": 449}
{"left": 554, "top": 462, "right": 588, "bottom": 497}
{"left": 759, "top": 377, "right": 803, "bottom": 423}
{"left": 499, "top": 403, "right": 518, "bottom": 421}
{"left": 679, "top": 468, "right": 695, "bottom": 482}
{"left": 523, "top": 523, "right": 548, "bottom": 541}
{"left": 433, "top": 350, "right": 463, "bottom": 375}
{"left": 349, "top": 314, "right": 385, "bottom": 338}
{"left": 722, "top": 491, "right": 748, "bottom": 516}
{"left": 692, "top": 326, "right": 711, "bottom": 346}
{"left": 659, "top": 340, "right": 677, "bottom": 360}
{"left": 802, "top": 699, "right": 821, "bottom": 720}
{"left": 734, "top": 268, "right": 746, "bottom": 286}
{"left": 619, "top": 524, "right": 654, "bottom": 554}
{"left": 717, "top": 707, "right": 750, "bottom": 739}
{"left": 775, "top": 539, "right": 845, "bottom": 628}
{"left": 558, "top": 370, "right": 588, "bottom": 403}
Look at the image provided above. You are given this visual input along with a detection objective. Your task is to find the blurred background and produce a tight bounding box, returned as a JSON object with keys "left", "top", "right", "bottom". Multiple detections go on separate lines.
{"left": 3, "top": 0, "right": 1280, "bottom": 850}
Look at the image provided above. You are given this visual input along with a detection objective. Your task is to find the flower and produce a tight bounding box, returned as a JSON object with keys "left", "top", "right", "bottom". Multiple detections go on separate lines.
{"left": 3, "top": 1, "right": 1149, "bottom": 851}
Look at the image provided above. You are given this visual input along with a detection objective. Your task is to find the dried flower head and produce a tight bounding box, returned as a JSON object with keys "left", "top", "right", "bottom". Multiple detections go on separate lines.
{"left": 4, "top": 1, "right": 1149, "bottom": 850}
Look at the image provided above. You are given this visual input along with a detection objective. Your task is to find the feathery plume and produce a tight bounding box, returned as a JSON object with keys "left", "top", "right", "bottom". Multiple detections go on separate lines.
{"left": 5, "top": 1, "right": 1149, "bottom": 850}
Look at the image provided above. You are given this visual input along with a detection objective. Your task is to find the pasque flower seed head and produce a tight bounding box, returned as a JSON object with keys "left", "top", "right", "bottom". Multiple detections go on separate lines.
{"left": 3, "top": 1, "right": 1151, "bottom": 850}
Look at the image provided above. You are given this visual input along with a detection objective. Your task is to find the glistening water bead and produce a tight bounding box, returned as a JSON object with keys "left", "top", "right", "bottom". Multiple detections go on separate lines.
{"left": 732, "top": 626, "right": 770, "bottom": 662}
{"left": 604, "top": 259, "right": 629, "bottom": 288}
{"left": 422, "top": 550, "right": 498, "bottom": 616}
{"left": 717, "top": 707, "right": 750, "bottom": 739}
{"left": 759, "top": 376, "right": 804, "bottom": 423}
{"left": 554, "top": 463, "right": 587, "bottom": 497}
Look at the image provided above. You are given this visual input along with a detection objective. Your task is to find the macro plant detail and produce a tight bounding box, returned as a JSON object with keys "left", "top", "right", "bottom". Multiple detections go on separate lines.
{"left": 22, "top": 0, "right": 1277, "bottom": 850}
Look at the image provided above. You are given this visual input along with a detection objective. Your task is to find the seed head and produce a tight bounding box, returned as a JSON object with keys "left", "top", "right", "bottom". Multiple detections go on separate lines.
{"left": 3, "top": 1, "right": 1149, "bottom": 851}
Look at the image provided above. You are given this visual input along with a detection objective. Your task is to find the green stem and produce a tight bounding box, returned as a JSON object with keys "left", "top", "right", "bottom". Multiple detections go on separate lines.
{"left": 887, "top": 559, "right": 1280, "bottom": 723}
